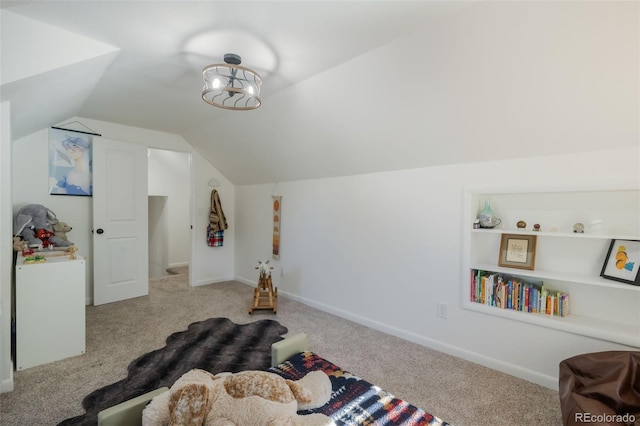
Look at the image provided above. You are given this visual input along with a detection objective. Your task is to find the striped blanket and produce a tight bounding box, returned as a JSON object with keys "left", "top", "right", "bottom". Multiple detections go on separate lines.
{"left": 270, "top": 351, "right": 451, "bottom": 426}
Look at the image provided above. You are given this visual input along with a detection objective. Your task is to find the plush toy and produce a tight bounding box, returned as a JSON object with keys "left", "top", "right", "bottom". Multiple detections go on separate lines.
{"left": 37, "top": 229, "right": 54, "bottom": 248}
{"left": 13, "top": 204, "right": 74, "bottom": 248}
{"left": 53, "top": 221, "right": 73, "bottom": 241}
{"left": 142, "top": 368, "right": 334, "bottom": 426}
{"left": 66, "top": 245, "right": 79, "bottom": 260}
{"left": 13, "top": 236, "right": 27, "bottom": 252}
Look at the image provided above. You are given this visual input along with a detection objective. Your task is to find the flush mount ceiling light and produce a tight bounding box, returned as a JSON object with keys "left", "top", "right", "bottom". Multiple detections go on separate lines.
{"left": 202, "top": 53, "right": 262, "bottom": 110}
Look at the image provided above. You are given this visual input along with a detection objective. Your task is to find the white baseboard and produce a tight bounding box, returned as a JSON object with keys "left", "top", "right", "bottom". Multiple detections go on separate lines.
{"left": 194, "top": 275, "right": 235, "bottom": 287}
{"left": 235, "top": 276, "right": 256, "bottom": 287}
{"left": 168, "top": 261, "right": 189, "bottom": 268}
{"left": 235, "top": 277, "right": 559, "bottom": 391}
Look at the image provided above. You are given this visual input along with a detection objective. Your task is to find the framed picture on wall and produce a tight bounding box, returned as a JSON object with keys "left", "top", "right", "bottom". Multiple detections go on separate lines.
{"left": 601, "top": 239, "right": 640, "bottom": 286}
{"left": 48, "top": 127, "right": 93, "bottom": 196}
{"left": 498, "top": 234, "right": 537, "bottom": 270}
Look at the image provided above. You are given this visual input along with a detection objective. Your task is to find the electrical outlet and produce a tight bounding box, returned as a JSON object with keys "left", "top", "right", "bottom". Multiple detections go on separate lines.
{"left": 437, "top": 302, "right": 448, "bottom": 319}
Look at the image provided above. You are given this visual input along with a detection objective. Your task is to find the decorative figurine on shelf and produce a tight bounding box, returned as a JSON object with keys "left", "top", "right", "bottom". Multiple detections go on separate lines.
{"left": 573, "top": 223, "right": 585, "bottom": 233}
{"left": 478, "top": 200, "right": 502, "bottom": 229}
{"left": 533, "top": 224, "right": 541, "bottom": 232}
{"left": 517, "top": 221, "right": 527, "bottom": 229}
{"left": 473, "top": 219, "right": 480, "bottom": 229}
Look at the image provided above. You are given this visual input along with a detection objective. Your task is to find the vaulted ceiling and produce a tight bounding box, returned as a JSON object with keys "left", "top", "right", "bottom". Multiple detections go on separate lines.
{"left": 1, "top": 1, "right": 638, "bottom": 185}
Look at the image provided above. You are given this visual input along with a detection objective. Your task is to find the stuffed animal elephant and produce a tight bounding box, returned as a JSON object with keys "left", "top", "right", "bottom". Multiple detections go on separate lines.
{"left": 13, "top": 204, "right": 74, "bottom": 247}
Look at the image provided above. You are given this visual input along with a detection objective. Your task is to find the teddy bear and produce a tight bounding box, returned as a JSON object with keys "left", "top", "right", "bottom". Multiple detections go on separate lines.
{"left": 142, "top": 368, "right": 334, "bottom": 426}
{"left": 13, "top": 204, "right": 74, "bottom": 248}
{"left": 53, "top": 221, "right": 73, "bottom": 241}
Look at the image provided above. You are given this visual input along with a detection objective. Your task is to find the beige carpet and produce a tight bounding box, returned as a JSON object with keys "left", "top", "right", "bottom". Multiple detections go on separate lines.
{"left": 0, "top": 271, "right": 562, "bottom": 425}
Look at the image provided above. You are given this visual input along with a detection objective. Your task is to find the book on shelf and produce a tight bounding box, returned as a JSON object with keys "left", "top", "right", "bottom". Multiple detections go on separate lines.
{"left": 470, "top": 269, "right": 570, "bottom": 317}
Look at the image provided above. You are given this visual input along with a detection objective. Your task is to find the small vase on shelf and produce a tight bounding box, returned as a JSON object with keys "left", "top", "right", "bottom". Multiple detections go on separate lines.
{"left": 478, "top": 199, "right": 502, "bottom": 229}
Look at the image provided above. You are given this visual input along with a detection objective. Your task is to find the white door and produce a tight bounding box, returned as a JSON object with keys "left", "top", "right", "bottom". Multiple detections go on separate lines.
{"left": 93, "top": 138, "right": 149, "bottom": 305}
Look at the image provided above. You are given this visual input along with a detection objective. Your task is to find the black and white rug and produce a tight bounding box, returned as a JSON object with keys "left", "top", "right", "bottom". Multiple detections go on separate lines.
{"left": 58, "top": 317, "right": 288, "bottom": 425}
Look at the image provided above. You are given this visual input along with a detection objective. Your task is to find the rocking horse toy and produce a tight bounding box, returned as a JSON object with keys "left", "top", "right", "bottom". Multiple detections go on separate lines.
{"left": 249, "top": 260, "right": 278, "bottom": 314}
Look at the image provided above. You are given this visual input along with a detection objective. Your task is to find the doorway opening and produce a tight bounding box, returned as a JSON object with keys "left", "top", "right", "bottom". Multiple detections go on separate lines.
{"left": 147, "top": 148, "right": 191, "bottom": 279}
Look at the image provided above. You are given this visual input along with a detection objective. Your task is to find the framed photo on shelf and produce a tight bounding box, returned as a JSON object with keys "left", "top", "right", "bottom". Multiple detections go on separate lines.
{"left": 600, "top": 239, "right": 640, "bottom": 286}
{"left": 498, "top": 234, "right": 537, "bottom": 270}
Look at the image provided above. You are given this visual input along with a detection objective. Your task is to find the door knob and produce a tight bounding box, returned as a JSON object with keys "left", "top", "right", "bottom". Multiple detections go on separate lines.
{"left": 96, "top": 228, "right": 104, "bottom": 234}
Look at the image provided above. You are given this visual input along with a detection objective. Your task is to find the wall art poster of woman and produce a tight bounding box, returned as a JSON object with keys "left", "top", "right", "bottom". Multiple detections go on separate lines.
{"left": 48, "top": 128, "right": 93, "bottom": 196}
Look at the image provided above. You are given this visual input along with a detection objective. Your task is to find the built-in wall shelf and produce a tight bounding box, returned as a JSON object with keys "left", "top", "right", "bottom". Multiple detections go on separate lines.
{"left": 470, "top": 228, "right": 640, "bottom": 241}
{"left": 462, "top": 301, "right": 639, "bottom": 347}
{"left": 472, "top": 262, "right": 640, "bottom": 291}
{"left": 462, "top": 184, "right": 640, "bottom": 348}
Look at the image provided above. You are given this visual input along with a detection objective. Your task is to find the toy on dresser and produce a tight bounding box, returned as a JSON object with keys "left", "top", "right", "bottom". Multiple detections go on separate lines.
{"left": 53, "top": 221, "right": 73, "bottom": 241}
{"left": 13, "top": 204, "right": 75, "bottom": 249}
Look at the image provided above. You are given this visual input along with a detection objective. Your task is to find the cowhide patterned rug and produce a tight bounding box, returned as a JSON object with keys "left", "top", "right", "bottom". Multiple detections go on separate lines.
{"left": 58, "top": 317, "right": 287, "bottom": 426}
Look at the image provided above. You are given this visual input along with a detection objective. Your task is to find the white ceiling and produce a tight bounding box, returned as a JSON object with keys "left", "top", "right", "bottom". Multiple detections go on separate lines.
{"left": 1, "top": 1, "right": 638, "bottom": 185}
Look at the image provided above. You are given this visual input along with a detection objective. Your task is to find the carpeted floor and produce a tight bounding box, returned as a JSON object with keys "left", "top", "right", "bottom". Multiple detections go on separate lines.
{"left": 0, "top": 271, "right": 563, "bottom": 425}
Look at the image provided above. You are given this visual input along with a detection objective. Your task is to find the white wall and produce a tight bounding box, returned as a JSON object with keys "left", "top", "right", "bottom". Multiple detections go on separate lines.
{"left": 235, "top": 147, "right": 640, "bottom": 389}
{"left": 11, "top": 117, "right": 235, "bottom": 303}
{"left": 191, "top": 152, "right": 235, "bottom": 286}
{"left": 0, "top": 10, "right": 117, "bottom": 86}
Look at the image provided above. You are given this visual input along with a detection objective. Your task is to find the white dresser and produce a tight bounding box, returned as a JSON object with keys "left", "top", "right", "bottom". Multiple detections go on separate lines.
{"left": 15, "top": 254, "right": 86, "bottom": 370}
